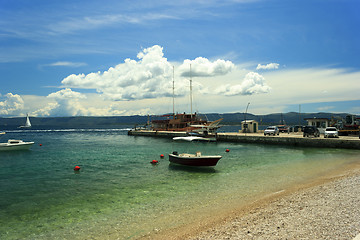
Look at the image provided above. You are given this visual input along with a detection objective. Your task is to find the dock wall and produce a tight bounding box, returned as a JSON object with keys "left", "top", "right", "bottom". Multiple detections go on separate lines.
{"left": 216, "top": 133, "right": 360, "bottom": 150}
{"left": 127, "top": 130, "right": 360, "bottom": 150}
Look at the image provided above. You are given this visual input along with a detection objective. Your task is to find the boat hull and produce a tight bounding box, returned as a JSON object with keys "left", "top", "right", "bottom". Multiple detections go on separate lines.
{"left": 172, "top": 136, "right": 216, "bottom": 142}
{"left": 0, "top": 142, "right": 34, "bottom": 151}
{"left": 168, "top": 153, "right": 221, "bottom": 166}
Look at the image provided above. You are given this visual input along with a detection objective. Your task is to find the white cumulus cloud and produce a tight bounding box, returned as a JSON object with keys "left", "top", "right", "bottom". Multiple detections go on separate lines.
{"left": 61, "top": 45, "right": 174, "bottom": 101}
{"left": 214, "top": 72, "right": 271, "bottom": 96}
{"left": 61, "top": 45, "right": 236, "bottom": 102}
{"left": 31, "top": 89, "right": 154, "bottom": 117}
{"left": 179, "top": 57, "right": 234, "bottom": 77}
{"left": 0, "top": 93, "right": 25, "bottom": 116}
{"left": 256, "top": 63, "right": 279, "bottom": 70}
{"left": 32, "top": 88, "right": 88, "bottom": 117}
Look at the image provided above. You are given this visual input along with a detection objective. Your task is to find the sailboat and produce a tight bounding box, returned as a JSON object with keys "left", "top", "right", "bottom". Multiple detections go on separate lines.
{"left": 18, "top": 114, "right": 32, "bottom": 128}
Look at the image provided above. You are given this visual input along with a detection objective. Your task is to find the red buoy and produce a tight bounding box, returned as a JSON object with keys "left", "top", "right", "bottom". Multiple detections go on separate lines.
{"left": 225, "top": 149, "right": 230, "bottom": 152}
{"left": 150, "top": 160, "right": 159, "bottom": 164}
{"left": 160, "top": 154, "right": 164, "bottom": 158}
{"left": 39, "top": 144, "right": 42, "bottom": 146}
{"left": 74, "top": 166, "right": 81, "bottom": 171}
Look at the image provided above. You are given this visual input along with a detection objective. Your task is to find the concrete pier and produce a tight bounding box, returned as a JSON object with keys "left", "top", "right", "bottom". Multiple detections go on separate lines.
{"left": 216, "top": 132, "right": 360, "bottom": 150}
{"left": 127, "top": 130, "right": 360, "bottom": 150}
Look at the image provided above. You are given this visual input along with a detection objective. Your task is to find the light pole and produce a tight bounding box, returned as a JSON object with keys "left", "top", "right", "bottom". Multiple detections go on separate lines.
{"left": 244, "top": 102, "right": 250, "bottom": 135}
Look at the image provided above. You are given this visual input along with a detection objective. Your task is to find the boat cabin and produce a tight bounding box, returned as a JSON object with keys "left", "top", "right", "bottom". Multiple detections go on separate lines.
{"left": 151, "top": 113, "right": 207, "bottom": 131}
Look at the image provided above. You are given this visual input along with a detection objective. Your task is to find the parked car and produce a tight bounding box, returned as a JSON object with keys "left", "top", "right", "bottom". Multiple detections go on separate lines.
{"left": 303, "top": 126, "right": 320, "bottom": 137}
{"left": 288, "top": 125, "right": 303, "bottom": 133}
{"left": 324, "top": 127, "right": 339, "bottom": 138}
{"left": 277, "top": 125, "right": 289, "bottom": 133}
{"left": 264, "top": 126, "right": 280, "bottom": 136}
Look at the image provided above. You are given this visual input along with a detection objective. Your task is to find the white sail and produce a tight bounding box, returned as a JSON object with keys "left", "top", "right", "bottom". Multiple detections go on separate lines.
{"left": 25, "top": 114, "right": 31, "bottom": 127}
{"left": 19, "top": 114, "right": 31, "bottom": 128}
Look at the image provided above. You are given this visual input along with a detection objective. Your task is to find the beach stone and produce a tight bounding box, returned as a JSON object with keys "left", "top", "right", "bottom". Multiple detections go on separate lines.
{"left": 188, "top": 170, "right": 360, "bottom": 240}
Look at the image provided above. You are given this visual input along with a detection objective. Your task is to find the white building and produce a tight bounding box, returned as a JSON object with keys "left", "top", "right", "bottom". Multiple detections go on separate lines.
{"left": 304, "top": 117, "right": 330, "bottom": 134}
{"left": 241, "top": 120, "right": 259, "bottom": 133}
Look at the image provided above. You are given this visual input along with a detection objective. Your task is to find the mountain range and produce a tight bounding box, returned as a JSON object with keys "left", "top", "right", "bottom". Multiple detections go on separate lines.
{"left": 0, "top": 112, "right": 356, "bottom": 130}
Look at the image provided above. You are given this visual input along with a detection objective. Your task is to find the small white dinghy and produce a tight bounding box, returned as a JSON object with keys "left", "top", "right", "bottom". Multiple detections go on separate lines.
{"left": 172, "top": 136, "right": 216, "bottom": 142}
{"left": 0, "top": 139, "right": 34, "bottom": 151}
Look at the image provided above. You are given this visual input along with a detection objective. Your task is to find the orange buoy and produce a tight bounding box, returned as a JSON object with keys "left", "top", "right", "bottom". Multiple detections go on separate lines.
{"left": 160, "top": 154, "right": 164, "bottom": 158}
{"left": 150, "top": 160, "right": 159, "bottom": 164}
{"left": 225, "top": 149, "right": 230, "bottom": 152}
{"left": 74, "top": 166, "right": 81, "bottom": 171}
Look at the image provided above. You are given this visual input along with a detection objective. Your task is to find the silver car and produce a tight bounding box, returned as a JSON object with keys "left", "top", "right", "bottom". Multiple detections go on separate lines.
{"left": 324, "top": 127, "right": 339, "bottom": 138}
{"left": 264, "top": 126, "right": 280, "bottom": 136}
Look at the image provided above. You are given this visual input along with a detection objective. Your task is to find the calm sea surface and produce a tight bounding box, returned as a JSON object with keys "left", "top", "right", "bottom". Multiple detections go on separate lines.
{"left": 0, "top": 127, "right": 359, "bottom": 239}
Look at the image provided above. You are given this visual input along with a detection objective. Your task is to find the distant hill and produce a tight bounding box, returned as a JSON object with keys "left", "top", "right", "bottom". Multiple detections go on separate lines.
{"left": 0, "top": 112, "right": 355, "bottom": 130}
{"left": 203, "top": 112, "right": 352, "bottom": 126}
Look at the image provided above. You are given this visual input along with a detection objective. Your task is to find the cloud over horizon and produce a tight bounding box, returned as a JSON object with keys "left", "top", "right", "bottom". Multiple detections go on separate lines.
{"left": 31, "top": 88, "right": 154, "bottom": 117}
{"left": 214, "top": 72, "right": 271, "bottom": 96}
{"left": 3, "top": 45, "right": 359, "bottom": 117}
{"left": 0, "top": 93, "right": 25, "bottom": 116}
{"left": 61, "top": 45, "right": 262, "bottom": 102}
{"left": 61, "top": 45, "right": 174, "bottom": 101}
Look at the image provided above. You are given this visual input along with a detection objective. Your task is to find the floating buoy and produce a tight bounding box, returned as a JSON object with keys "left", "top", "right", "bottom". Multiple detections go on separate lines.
{"left": 39, "top": 144, "right": 42, "bottom": 146}
{"left": 160, "top": 154, "right": 164, "bottom": 158}
{"left": 150, "top": 160, "right": 159, "bottom": 164}
{"left": 74, "top": 166, "right": 81, "bottom": 171}
{"left": 225, "top": 149, "right": 230, "bottom": 152}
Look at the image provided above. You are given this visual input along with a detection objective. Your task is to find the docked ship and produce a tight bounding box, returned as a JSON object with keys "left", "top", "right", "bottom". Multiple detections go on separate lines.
{"left": 129, "top": 65, "right": 222, "bottom": 136}
{"left": 151, "top": 113, "right": 222, "bottom": 135}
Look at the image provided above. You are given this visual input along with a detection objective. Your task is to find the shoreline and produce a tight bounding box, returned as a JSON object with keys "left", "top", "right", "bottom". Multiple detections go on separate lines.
{"left": 141, "top": 161, "right": 360, "bottom": 240}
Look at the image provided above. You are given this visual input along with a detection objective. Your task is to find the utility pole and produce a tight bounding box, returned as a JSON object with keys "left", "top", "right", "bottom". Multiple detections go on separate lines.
{"left": 172, "top": 66, "right": 175, "bottom": 118}
{"left": 189, "top": 64, "right": 193, "bottom": 116}
{"left": 298, "top": 104, "right": 301, "bottom": 132}
{"left": 244, "top": 102, "right": 250, "bottom": 135}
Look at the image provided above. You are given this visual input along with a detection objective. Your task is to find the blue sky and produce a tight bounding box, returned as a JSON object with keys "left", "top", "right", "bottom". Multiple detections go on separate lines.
{"left": 1, "top": 0, "right": 359, "bottom": 117}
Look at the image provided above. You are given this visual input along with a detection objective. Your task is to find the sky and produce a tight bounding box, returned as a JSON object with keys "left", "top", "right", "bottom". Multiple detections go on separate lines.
{"left": 1, "top": 0, "right": 360, "bottom": 117}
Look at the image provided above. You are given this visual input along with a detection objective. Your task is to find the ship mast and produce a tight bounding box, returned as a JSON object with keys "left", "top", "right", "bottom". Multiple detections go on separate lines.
{"left": 172, "top": 66, "right": 175, "bottom": 118}
{"left": 190, "top": 64, "right": 193, "bottom": 116}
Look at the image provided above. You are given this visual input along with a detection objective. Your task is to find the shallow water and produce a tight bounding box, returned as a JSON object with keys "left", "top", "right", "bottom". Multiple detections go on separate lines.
{"left": 0, "top": 129, "right": 359, "bottom": 239}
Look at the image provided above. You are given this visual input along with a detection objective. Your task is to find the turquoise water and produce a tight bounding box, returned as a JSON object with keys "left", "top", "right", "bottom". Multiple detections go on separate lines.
{"left": 0, "top": 128, "right": 359, "bottom": 239}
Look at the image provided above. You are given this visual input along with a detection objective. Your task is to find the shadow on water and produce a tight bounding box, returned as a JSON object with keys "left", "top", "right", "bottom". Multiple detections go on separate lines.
{"left": 168, "top": 163, "right": 217, "bottom": 173}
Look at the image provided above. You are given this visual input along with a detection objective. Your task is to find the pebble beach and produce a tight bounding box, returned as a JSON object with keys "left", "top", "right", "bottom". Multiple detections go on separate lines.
{"left": 190, "top": 166, "right": 360, "bottom": 240}
{"left": 144, "top": 163, "right": 360, "bottom": 240}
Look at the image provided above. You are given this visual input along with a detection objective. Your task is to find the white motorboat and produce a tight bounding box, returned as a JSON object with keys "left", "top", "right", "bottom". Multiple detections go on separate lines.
{"left": 172, "top": 136, "right": 216, "bottom": 142}
{"left": 0, "top": 139, "right": 34, "bottom": 151}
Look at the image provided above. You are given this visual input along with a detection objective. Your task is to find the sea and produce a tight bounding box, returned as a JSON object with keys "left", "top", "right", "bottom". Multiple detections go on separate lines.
{"left": 0, "top": 126, "right": 359, "bottom": 239}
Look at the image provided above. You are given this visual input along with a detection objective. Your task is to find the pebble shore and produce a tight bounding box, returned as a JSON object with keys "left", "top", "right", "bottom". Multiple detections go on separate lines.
{"left": 189, "top": 168, "right": 360, "bottom": 240}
